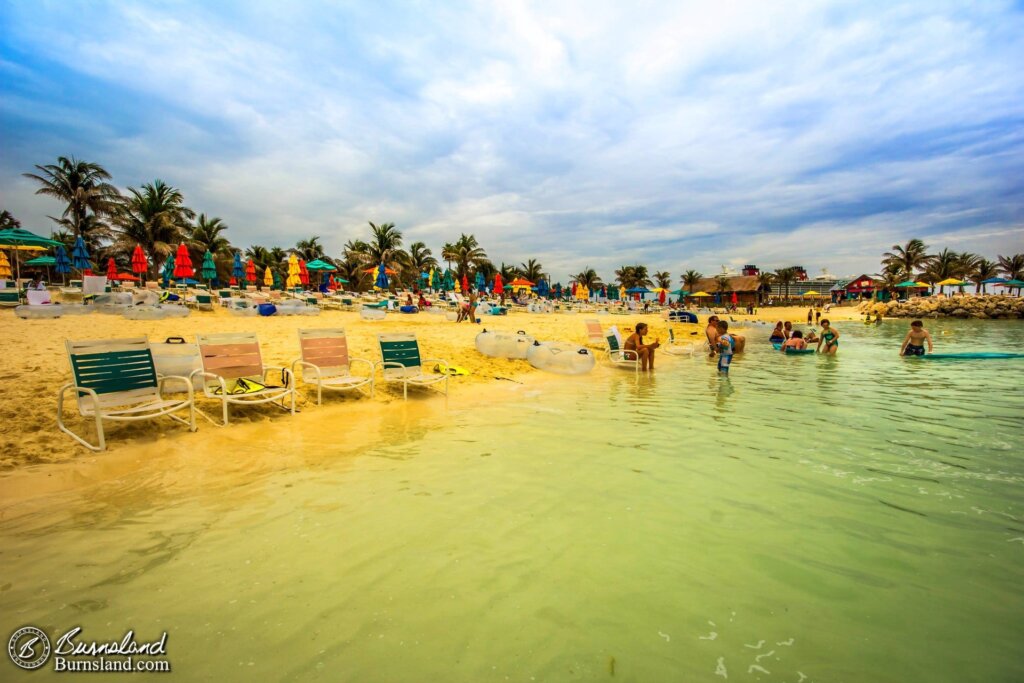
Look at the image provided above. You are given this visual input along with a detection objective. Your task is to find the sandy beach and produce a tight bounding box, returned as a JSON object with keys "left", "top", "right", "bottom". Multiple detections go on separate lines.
{"left": 0, "top": 303, "right": 861, "bottom": 471}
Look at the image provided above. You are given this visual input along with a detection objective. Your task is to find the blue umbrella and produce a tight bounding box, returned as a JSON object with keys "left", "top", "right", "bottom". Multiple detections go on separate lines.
{"left": 232, "top": 253, "right": 244, "bottom": 280}
{"left": 552, "top": 282, "right": 562, "bottom": 298}
{"left": 375, "top": 262, "right": 389, "bottom": 290}
{"left": 536, "top": 279, "right": 549, "bottom": 297}
{"left": 626, "top": 286, "right": 650, "bottom": 294}
{"left": 54, "top": 245, "right": 71, "bottom": 275}
{"left": 475, "top": 271, "right": 485, "bottom": 293}
{"left": 71, "top": 235, "right": 91, "bottom": 271}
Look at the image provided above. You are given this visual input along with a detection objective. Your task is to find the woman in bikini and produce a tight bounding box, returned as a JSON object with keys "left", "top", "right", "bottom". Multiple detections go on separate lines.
{"left": 817, "top": 319, "right": 840, "bottom": 355}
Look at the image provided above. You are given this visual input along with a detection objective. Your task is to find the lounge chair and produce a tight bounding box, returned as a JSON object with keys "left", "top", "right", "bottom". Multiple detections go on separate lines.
{"left": 665, "top": 328, "right": 700, "bottom": 356}
{"left": 58, "top": 337, "right": 197, "bottom": 451}
{"left": 584, "top": 319, "right": 604, "bottom": 346}
{"left": 187, "top": 293, "right": 214, "bottom": 311}
{"left": 604, "top": 328, "right": 640, "bottom": 373}
{"left": 0, "top": 290, "right": 19, "bottom": 307}
{"left": 292, "top": 328, "right": 374, "bottom": 403}
{"left": 192, "top": 332, "right": 296, "bottom": 425}
{"left": 377, "top": 333, "right": 449, "bottom": 399}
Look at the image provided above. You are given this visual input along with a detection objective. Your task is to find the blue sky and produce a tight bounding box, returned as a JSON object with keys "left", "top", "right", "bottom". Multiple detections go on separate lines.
{"left": 1, "top": 0, "right": 1022, "bottom": 280}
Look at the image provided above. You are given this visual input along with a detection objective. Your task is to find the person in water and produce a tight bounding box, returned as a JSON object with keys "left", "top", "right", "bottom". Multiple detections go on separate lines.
{"left": 783, "top": 321, "right": 793, "bottom": 339}
{"left": 706, "top": 315, "right": 720, "bottom": 356}
{"left": 817, "top": 319, "right": 840, "bottom": 354}
{"left": 769, "top": 321, "right": 785, "bottom": 344}
{"left": 624, "top": 322, "right": 660, "bottom": 371}
{"left": 716, "top": 321, "right": 735, "bottom": 373}
{"left": 782, "top": 330, "right": 807, "bottom": 350}
{"left": 804, "top": 329, "right": 819, "bottom": 344}
{"left": 900, "top": 320, "right": 934, "bottom": 356}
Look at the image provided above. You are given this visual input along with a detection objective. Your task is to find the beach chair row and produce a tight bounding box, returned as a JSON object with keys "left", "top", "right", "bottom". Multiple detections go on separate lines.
{"left": 57, "top": 330, "right": 449, "bottom": 451}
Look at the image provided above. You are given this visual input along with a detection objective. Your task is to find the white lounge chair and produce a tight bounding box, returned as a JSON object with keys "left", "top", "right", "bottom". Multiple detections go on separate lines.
{"left": 292, "top": 328, "right": 374, "bottom": 403}
{"left": 584, "top": 318, "right": 604, "bottom": 346}
{"left": 376, "top": 333, "right": 449, "bottom": 399}
{"left": 604, "top": 327, "right": 640, "bottom": 373}
{"left": 58, "top": 337, "right": 196, "bottom": 451}
{"left": 192, "top": 332, "right": 296, "bottom": 425}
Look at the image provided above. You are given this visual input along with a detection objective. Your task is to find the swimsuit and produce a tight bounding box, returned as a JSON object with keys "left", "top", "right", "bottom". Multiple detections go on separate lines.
{"left": 904, "top": 343, "right": 925, "bottom": 356}
{"left": 822, "top": 330, "right": 838, "bottom": 348}
{"left": 769, "top": 334, "right": 785, "bottom": 343}
{"left": 718, "top": 334, "right": 734, "bottom": 372}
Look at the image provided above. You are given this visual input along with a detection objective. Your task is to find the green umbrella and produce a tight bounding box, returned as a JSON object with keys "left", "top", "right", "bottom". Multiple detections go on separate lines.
{"left": 25, "top": 256, "right": 56, "bottom": 266}
{"left": 0, "top": 227, "right": 62, "bottom": 281}
{"left": 305, "top": 259, "right": 336, "bottom": 271}
{"left": 201, "top": 250, "right": 217, "bottom": 282}
{"left": 272, "top": 269, "right": 282, "bottom": 290}
{"left": 162, "top": 253, "right": 175, "bottom": 287}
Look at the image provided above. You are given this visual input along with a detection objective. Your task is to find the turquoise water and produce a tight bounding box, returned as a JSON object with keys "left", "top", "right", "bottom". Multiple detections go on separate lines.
{"left": 1, "top": 319, "right": 1022, "bottom": 681}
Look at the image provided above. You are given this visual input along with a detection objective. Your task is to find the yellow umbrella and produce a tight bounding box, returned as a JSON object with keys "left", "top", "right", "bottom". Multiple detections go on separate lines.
{"left": 263, "top": 266, "right": 274, "bottom": 287}
{"left": 800, "top": 291, "right": 822, "bottom": 297}
{"left": 935, "top": 277, "right": 966, "bottom": 286}
{"left": 914, "top": 282, "right": 931, "bottom": 288}
{"left": 618, "top": 286, "right": 626, "bottom": 300}
{"left": 454, "top": 276, "right": 461, "bottom": 293}
{"left": 428, "top": 268, "right": 434, "bottom": 287}
{"left": 0, "top": 252, "right": 11, "bottom": 279}
{"left": 286, "top": 253, "right": 301, "bottom": 288}
{"left": 690, "top": 291, "right": 711, "bottom": 297}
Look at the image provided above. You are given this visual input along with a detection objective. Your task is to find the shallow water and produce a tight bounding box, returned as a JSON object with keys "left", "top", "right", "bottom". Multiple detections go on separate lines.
{"left": 1, "top": 319, "right": 1022, "bottom": 682}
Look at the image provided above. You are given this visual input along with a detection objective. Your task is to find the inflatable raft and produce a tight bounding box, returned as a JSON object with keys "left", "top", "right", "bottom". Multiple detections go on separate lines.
{"left": 920, "top": 352, "right": 1024, "bottom": 360}
{"left": 526, "top": 341, "right": 596, "bottom": 375}
{"left": 475, "top": 330, "right": 535, "bottom": 359}
{"left": 123, "top": 304, "right": 190, "bottom": 320}
{"left": 360, "top": 307, "right": 387, "bottom": 321}
{"left": 14, "top": 304, "right": 94, "bottom": 319}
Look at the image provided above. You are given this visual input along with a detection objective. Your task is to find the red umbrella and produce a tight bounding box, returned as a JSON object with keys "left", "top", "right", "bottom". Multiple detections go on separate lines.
{"left": 113, "top": 272, "right": 139, "bottom": 281}
{"left": 571, "top": 282, "right": 577, "bottom": 296}
{"left": 229, "top": 276, "right": 237, "bottom": 286}
{"left": 299, "top": 259, "right": 309, "bottom": 285}
{"left": 173, "top": 243, "right": 194, "bottom": 278}
{"left": 493, "top": 273, "right": 504, "bottom": 294}
{"left": 106, "top": 257, "right": 117, "bottom": 280}
{"left": 131, "top": 245, "right": 147, "bottom": 277}
{"left": 363, "top": 266, "right": 397, "bottom": 275}
{"left": 731, "top": 291, "right": 738, "bottom": 305}
{"left": 461, "top": 273, "right": 470, "bottom": 292}
{"left": 659, "top": 289, "right": 666, "bottom": 305}
{"left": 245, "top": 259, "right": 257, "bottom": 283}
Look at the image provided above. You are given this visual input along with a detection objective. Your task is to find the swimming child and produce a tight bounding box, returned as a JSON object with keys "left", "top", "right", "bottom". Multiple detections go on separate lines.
{"left": 768, "top": 321, "right": 785, "bottom": 344}
{"left": 716, "top": 321, "right": 735, "bottom": 373}
{"left": 783, "top": 321, "right": 793, "bottom": 339}
{"left": 817, "top": 319, "right": 839, "bottom": 355}
{"left": 899, "top": 320, "right": 934, "bottom": 356}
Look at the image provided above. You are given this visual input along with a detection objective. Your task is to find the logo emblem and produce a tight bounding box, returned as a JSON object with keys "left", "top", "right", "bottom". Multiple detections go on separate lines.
{"left": 8, "top": 626, "right": 51, "bottom": 670}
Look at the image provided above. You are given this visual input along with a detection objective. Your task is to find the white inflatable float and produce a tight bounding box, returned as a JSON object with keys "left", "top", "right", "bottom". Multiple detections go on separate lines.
{"left": 123, "top": 304, "right": 191, "bottom": 320}
{"left": 526, "top": 341, "right": 596, "bottom": 375}
{"left": 92, "top": 292, "right": 134, "bottom": 314}
{"left": 527, "top": 302, "right": 553, "bottom": 313}
{"left": 14, "top": 304, "right": 94, "bottom": 319}
{"left": 225, "top": 299, "right": 258, "bottom": 316}
{"left": 475, "top": 329, "right": 535, "bottom": 359}
{"left": 360, "top": 307, "right": 387, "bottom": 321}
{"left": 275, "top": 300, "right": 320, "bottom": 316}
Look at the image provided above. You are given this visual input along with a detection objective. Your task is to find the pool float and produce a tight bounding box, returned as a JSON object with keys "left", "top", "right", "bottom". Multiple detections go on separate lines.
{"left": 527, "top": 302, "right": 553, "bottom": 313}
{"left": 475, "top": 329, "right": 535, "bottom": 359}
{"left": 772, "top": 342, "right": 782, "bottom": 350}
{"left": 15, "top": 305, "right": 70, "bottom": 319}
{"left": 433, "top": 363, "right": 469, "bottom": 376}
{"left": 399, "top": 305, "right": 418, "bottom": 314}
{"left": 445, "top": 311, "right": 459, "bottom": 321}
{"left": 123, "top": 304, "right": 190, "bottom": 320}
{"left": 275, "top": 300, "right": 320, "bottom": 316}
{"left": 919, "top": 352, "right": 1024, "bottom": 360}
{"left": 360, "top": 307, "right": 387, "bottom": 321}
{"left": 526, "top": 341, "right": 596, "bottom": 375}
{"left": 783, "top": 347, "right": 816, "bottom": 355}
{"left": 152, "top": 337, "right": 204, "bottom": 390}
{"left": 92, "top": 292, "right": 134, "bottom": 314}
{"left": 226, "top": 299, "right": 258, "bottom": 316}
{"left": 477, "top": 304, "right": 507, "bottom": 316}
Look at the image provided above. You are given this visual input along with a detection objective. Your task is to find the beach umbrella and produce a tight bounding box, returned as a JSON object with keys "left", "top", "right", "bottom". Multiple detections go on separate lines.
{"left": 606, "top": 283, "right": 618, "bottom": 300}
{"left": 173, "top": 243, "right": 194, "bottom": 279}
{"left": 264, "top": 266, "right": 274, "bottom": 287}
{"left": 475, "top": 270, "right": 485, "bottom": 293}
{"left": 454, "top": 275, "right": 461, "bottom": 293}
{"left": 232, "top": 253, "right": 245, "bottom": 281}
{"left": 131, "top": 244, "right": 148, "bottom": 283}
{"left": 690, "top": 291, "right": 711, "bottom": 297}
{"left": 54, "top": 245, "right": 71, "bottom": 276}
{"left": 245, "top": 259, "right": 257, "bottom": 285}
{"left": 494, "top": 273, "right": 504, "bottom": 295}
{"left": 286, "top": 254, "right": 301, "bottom": 289}
{"left": 661, "top": 289, "right": 668, "bottom": 305}
{"left": 363, "top": 265, "right": 397, "bottom": 275}
{"left": 374, "top": 262, "right": 390, "bottom": 290}
{"left": 618, "top": 285, "right": 626, "bottom": 300}
{"left": 428, "top": 268, "right": 435, "bottom": 289}
{"left": 999, "top": 279, "right": 1024, "bottom": 296}
{"left": 0, "top": 227, "right": 62, "bottom": 281}
{"left": 25, "top": 255, "right": 56, "bottom": 266}
{"left": 105, "top": 257, "right": 117, "bottom": 280}
{"left": 112, "top": 272, "right": 139, "bottom": 281}
{"left": 299, "top": 259, "right": 310, "bottom": 286}
{"left": 162, "top": 253, "right": 175, "bottom": 287}
{"left": 305, "top": 258, "right": 336, "bottom": 271}
{"left": 71, "top": 235, "right": 92, "bottom": 273}
{"left": 272, "top": 269, "right": 282, "bottom": 290}
{"left": 441, "top": 269, "right": 454, "bottom": 291}
{"left": 201, "top": 250, "right": 217, "bottom": 283}
{"left": 536, "top": 278, "right": 548, "bottom": 297}
{"left": 0, "top": 252, "right": 11, "bottom": 280}
{"left": 461, "top": 273, "right": 469, "bottom": 293}
{"left": 626, "top": 286, "right": 650, "bottom": 294}
{"left": 730, "top": 291, "right": 737, "bottom": 305}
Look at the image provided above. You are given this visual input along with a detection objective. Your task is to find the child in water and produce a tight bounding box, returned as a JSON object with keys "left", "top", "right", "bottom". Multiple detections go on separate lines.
{"left": 817, "top": 319, "right": 839, "bottom": 355}
{"left": 899, "top": 320, "right": 934, "bottom": 356}
{"left": 716, "top": 320, "right": 735, "bottom": 373}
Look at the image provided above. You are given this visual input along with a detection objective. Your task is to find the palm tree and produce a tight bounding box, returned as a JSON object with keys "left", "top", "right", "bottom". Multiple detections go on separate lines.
{"left": 953, "top": 252, "right": 980, "bottom": 281}
{"left": 519, "top": 258, "right": 546, "bottom": 282}
{"left": 187, "top": 214, "right": 231, "bottom": 255}
{"left": 571, "top": 267, "right": 602, "bottom": 289}
{"left": 334, "top": 254, "right": 372, "bottom": 292}
{"left": 773, "top": 267, "right": 797, "bottom": 301}
{"left": 654, "top": 270, "right": 671, "bottom": 289}
{"left": 0, "top": 210, "right": 20, "bottom": 229}
{"left": 998, "top": 253, "right": 1024, "bottom": 280}
{"left": 245, "top": 245, "right": 272, "bottom": 270}
{"left": 406, "top": 241, "right": 438, "bottom": 285}
{"left": 680, "top": 269, "right": 703, "bottom": 295}
{"left": 756, "top": 271, "right": 774, "bottom": 304}
{"left": 23, "top": 156, "right": 121, "bottom": 248}
{"left": 882, "top": 239, "right": 932, "bottom": 280}
{"left": 441, "top": 233, "right": 488, "bottom": 278}
{"left": 715, "top": 275, "right": 731, "bottom": 298}
{"left": 500, "top": 262, "right": 519, "bottom": 282}
{"left": 111, "top": 180, "right": 195, "bottom": 277}
{"left": 922, "top": 248, "right": 959, "bottom": 286}
{"left": 294, "top": 236, "right": 325, "bottom": 261}
{"left": 614, "top": 264, "right": 651, "bottom": 289}
{"left": 876, "top": 262, "right": 904, "bottom": 300}
{"left": 971, "top": 258, "right": 1000, "bottom": 293}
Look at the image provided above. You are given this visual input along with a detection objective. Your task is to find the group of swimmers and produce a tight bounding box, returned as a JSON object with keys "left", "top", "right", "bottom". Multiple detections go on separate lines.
{"left": 769, "top": 320, "right": 839, "bottom": 354}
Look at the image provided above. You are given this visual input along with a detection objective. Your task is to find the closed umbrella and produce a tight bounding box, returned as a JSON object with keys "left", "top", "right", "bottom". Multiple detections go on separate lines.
{"left": 54, "top": 245, "right": 71, "bottom": 280}
{"left": 272, "top": 269, "right": 282, "bottom": 290}
{"left": 298, "top": 259, "right": 310, "bottom": 286}
{"left": 535, "top": 278, "right": 548, "bottom": 297}
{"left": 0, "top": 252, "right": 11, "bottom": 280}
{"left": 461, "top": 273, "right": 469, "bottom": 293}
{"left": 442, "top": 269, "right": 454, "bottom": 291}
{"left": 106, "top": 257, "right": 117, "bottom": 280}
{"left": 286, "top": 253, "right": 301, "bottom": 289}
{"left": 618, "top": 286, "right": 626, "bottom": 300}
{"left": 173, "top": 244, "right": 194, "bottom": 279}
{"left": 494, "top": 273, "right": 504, "bottom": 295}
{"left": 131, "top": 245, "right": 148, "bottom": 283}
{"left": 263, "top": 266, "right": 274, "bottom": 288}
{"left": 201, "top": 250, "right": 217, "bottom": 283}
{"left": 71, "top": 235, "right": 91, "bottom": 273}
{"left": 232, "top": 253, "right": 245, "bottom": 284}
{"left": 375, "top": 262, "right": 390, "bottom": 290}
{"left": 162, "top": 253, "right": 175, "bottom": 287}
{"left": 245, "top": 259, "right": 257, "bottom": 287}
{"left": 730, "top": 291, "right": 737, "bottom": 305}
{"left": 661, "top": 289, "right": 668, "bottom": 305}
{"left": 475, "top": 271, "right": 485, "bottom": 293}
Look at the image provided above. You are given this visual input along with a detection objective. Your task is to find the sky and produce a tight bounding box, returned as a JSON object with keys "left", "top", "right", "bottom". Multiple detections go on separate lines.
{"left": 1, "top": 0, "right": 1022, "bottom": 281}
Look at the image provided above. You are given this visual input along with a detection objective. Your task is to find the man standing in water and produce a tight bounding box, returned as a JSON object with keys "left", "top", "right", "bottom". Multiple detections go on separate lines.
{"left": 705, "top": 315, "right": 720, "bottom": 356}
{"left": 899, "top": 320, "right": 934, "bottom": 356}
{"left": 624, "top": 322, "right": 660, "bottom": 371}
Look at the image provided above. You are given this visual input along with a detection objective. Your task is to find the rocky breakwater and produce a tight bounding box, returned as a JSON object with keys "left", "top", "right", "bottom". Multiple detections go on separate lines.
{"left": 860, "top": 294, "right": 1024, "bottom": 319}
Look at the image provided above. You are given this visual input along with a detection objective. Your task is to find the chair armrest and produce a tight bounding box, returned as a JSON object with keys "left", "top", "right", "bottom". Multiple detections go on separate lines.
{"left": 421, "top": 358, "right": 448, "bottom": 368}
{"left": 262, "top": 366, "right": 295, "bottom": 385}
{"left": 292, "top": 359, "right": 320, "bottom": 380}
{"left": 157, "top": 375, "right": 195, "bottom": 402}
{"left": 348, "top": 358, "right": 375, "bottom": 374}
{"left": 190, "top": 369, "right": 226, "bottom": 396}
{"left": 59, "top": 382, "right": 100, "bottom": 413}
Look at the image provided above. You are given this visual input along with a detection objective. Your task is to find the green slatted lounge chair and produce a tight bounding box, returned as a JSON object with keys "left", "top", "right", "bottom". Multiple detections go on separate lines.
{"left": 0, "top": 290, "right": 20, "bottom": 307}
{"left": 605, "top": 330, "right": 640, "bottom": 373}
{"left": 58, "top": 337, "right": 197, "bottom": 451}
{"left": 193, "top": 332, "right": 296, "bottom": 425}
{"left": 292, "top": 328, "right": 374, "bottom": 404}
{"left": 377, "top": 333, "right": 449, "bottom": 399}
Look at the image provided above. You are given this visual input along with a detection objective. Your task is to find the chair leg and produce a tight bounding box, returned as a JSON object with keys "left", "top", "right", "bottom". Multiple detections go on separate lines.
{"left": 403, "top": 381, "right": 408, "bottom": 400}
{"left": 222, "top": 399, "right": 230, "bottom": 426}
{"left": 57, "top": 386, "right": 104, "bottom": 451}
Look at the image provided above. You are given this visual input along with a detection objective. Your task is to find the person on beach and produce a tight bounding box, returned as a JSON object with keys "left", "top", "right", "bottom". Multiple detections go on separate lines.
{"left": 807, "top": 308, "right": 813, "bottom": 324}
{"left": 769, "top": 321, "right": 785, "bottom": 344}
{"left": 900, "top": 320, "right": 934, "bottom": 356}
{"left": 716, "top": 321, "right": 735, "bottom": 373}
{"left": 815, "top": 310, "right": 821, "bottom": 324}
{"left": 783, "top": 321, "right": 793, "bottom": 339}
{"left": 706, "top": 315, "right": 720, "bottom": 356}
{"left": 418, "top": 292, "right": 430, "bottom": 308}
{"left": 624, "top": 322, "right": 660, "bottom": 371}
{"left": 782, "top": 330, "right": 807, "bottom": 350}
{"left": 27, "top": 273, "right": 47, "bottom": 290}
{"left": 817, "top": 319, "right": 840, "bottom": 354}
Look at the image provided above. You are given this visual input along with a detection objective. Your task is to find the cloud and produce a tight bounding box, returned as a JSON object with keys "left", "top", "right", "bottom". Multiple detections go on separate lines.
{"left": 1, "top": 0, "right": 1022, "bottom": 281}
